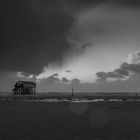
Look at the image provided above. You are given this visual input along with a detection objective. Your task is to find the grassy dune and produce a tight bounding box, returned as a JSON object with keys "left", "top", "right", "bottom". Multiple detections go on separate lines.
{"left": 0, "top": 100, "right": 140, "bottom": 140}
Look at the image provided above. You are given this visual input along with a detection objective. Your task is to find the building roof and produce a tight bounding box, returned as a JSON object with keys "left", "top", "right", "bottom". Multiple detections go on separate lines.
{"left": 17, "top": 81, "right": 36, "bottom": 88}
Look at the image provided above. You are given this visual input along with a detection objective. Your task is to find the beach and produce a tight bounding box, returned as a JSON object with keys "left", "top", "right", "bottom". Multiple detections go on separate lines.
{"left": 0, "top": 98, "right": 140, "bottom": 140}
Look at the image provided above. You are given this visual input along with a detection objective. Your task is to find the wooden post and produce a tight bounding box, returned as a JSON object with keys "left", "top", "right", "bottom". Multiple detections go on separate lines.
{"left": 72, "top": 87, "right": 74, "bottom": 97}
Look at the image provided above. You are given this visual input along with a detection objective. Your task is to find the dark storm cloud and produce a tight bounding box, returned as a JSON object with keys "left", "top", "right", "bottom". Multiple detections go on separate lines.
{"left": 81, "top": 43, "right": 92, "bottom": 50}
{"left": 114, "top": 0, "right": 140, "bottom": 8}
{"left": 62, "top": 77, "right": 69, "bottom": 82}
{"left": 114, "top": 68, "right": 129, "bottom": 76}
{"left": 52, "top": 73, "right": 59, "bottom": 77}
{"left": 65, "top": 0, "right": 106, "bottom": 6}
{"left": 121, "top": 63, "right": 140, "bottom": 74}
{"left": 1, "top": 0, "right": 140, "bottom": 75}
{"left": 96, "top": 62, "right": 140, "bottom": 80}
{"left": 71, "top": 78, "right": 80, "bottom": 85}
{"left": 39, "top": 73, "right": 71, "bottom": 85}
{"left": 67, "top": 0, "right": 140, "bottom": 7}
{"left": 64, "top": 0, "right": 140, "bottom": 12}
{"left": 41, "top": 74, "right": 60, "bottom": 85}
{"left": 96, "top": 50, "right": 140, "bottom": 80}
{"left": 63, "top": 0, "right": 106, "bottom": 13}
{"left": 96, "top": 71, "right": 124, "bottom": 80}
{"left": 0, "top": 0, "right": 73, "bottom": 74}
{"left": 65, "top": 70, "right": 72, "bottom": 73}
{"left": 41, "top": 74, "right": 81, "bottom": 85}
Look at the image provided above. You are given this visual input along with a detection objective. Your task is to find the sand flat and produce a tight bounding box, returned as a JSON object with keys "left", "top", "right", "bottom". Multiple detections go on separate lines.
{"left": 0, "top": 100, "right": 140, "bottom": 140}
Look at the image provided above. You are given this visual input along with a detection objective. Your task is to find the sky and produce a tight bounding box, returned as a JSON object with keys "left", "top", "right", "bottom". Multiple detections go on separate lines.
{"left": 1, "top": 0, "right": 140, "bottom": 92}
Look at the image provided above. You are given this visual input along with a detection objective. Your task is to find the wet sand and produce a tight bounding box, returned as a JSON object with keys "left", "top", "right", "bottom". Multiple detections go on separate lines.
{"left": 0, "top": 100, "right": 140, "bottom": 140}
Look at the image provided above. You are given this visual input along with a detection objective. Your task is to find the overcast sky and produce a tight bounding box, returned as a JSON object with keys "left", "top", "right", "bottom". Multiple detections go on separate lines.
{"left": 1, "top": 0, "right": 140, "bottom": 92}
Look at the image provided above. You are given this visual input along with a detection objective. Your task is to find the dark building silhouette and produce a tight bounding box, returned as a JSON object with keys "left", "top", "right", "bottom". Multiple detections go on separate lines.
{"left": 12, "top": 81, "right": 36, "bottom": 95}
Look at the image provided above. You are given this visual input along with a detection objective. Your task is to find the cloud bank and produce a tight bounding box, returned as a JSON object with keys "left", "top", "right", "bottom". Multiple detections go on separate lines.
{"left": 1, "top": 0, "right": 140, "bottom": 92}
{"left": 37, "top": 0, "right": 140, "bottom": 84}
{"left": 96, "top": 51, "right": 140, "bottom": 81}
{"left": 36, "top": 51, "right": 140, "bottom": 92}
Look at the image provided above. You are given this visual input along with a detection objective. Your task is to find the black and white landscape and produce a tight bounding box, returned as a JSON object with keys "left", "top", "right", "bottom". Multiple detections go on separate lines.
{"left": 1, "top": 0, "right": 140, "bottom": 140}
